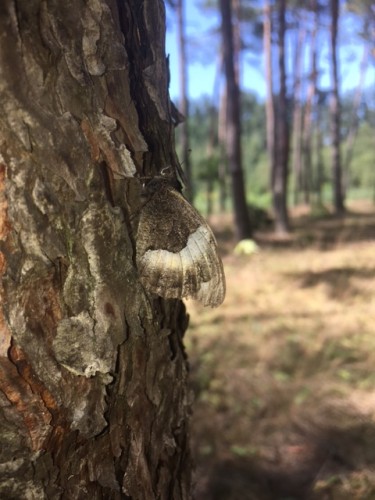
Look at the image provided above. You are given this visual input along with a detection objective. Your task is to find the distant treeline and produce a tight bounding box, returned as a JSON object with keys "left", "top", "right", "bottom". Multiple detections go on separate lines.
{"left": 168, "top": 0, "right": 374, "bottom": 236}
{"left": 176, "top": 88, "right": 374, "bottom": 215}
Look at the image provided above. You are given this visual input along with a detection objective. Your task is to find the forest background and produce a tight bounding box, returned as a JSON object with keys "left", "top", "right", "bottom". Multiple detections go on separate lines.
{"left": 165, "top": 1, "right": 375, "bottom": 498}
{"left": 166, "top": 0, "right": 374, "bottom": 227}
{"left": 1, "top": 1, "right": 373, "bottom": 498}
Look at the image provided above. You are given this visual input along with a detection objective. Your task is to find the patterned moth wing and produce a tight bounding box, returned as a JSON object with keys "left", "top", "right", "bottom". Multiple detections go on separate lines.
{"left": 136, "top": 178, "right": 225, "bottom": 307}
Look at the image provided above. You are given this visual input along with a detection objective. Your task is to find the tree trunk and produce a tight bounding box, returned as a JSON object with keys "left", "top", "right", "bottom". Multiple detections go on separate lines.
{"left": 315, "top": 105, "right": 324, "bottom": 205}
{"left": 330, "top": 0, "right": 345, "bottom": 213}
{"left": 211, "top": 50, "right": 228, "bottom": 213}
{"left": 206, "top": 180, "right": 214, "bottom": 216}
{"left": 176, "top": 0, "right": 193, "bottom": 201}
{"left": 219, "top": 0, "right": 252, "bottom": 240}
{"left": 218, "top": 86, "right": 228, "bottom": 213}
{"left": 343, "top": 42, "right": 369, "bottom": 193}
{"left": 273, "top": 0, "right": 290, "bottom": 234}
{"left": 206, "top": 105, "right": 218, "bottom": 216}
{"left": 232, "top": 0, "right": 241, "bottom": 87}
{"left": 302, "top": 0, "right": 319, "bottom": 206}
{"left": 263, "top": 0, "right": 276, "bottom": 202}
{"left": 0, "top": 1, "right": 191, "bottom": 498}
{"left": 291, "top": 19, "right": 306, "bottom": 206}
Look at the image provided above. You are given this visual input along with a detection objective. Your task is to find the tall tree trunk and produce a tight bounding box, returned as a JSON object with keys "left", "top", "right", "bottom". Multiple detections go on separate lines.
{"left": 343, "top": 42, "right": 369, "bottom": 193}
{"left": 219, "top": 0, "right": 252, "bottom": 240}
{"left": 0, "top": 1, "right": 191, "bottom": 498}
{"left": 330, "top": 0, "right": 345, "bottom": 213}
{"left": 315, "top": 104, "right": 324, "bottom": 205}
{"left": 176, "top": 0, "right": 193, "bottom": 200}
{"left": 206, "top": 104, "right": 218, "bottom": 216}
{"left": 273, "top": 0, "right": 291, "bottom": 233}
{"left": 302, "top": 0, "right": 319, "bottom": 206}
{"left": 263, "top": 0, "right": 276, "bottom": 201}
{"left": 218, "top": 85, "right": 228, "bottom": 212}
{"left": 232, "top": 0, "right": 241, "bottom": 86}
{"left": 291, "top": 19, "right": 306, "bottom": 206}
{"left": 206, "top": 179, "right": 214, "bottom": 216}
{"left": 212, "top": 50, "right": 228, "bottom": 213}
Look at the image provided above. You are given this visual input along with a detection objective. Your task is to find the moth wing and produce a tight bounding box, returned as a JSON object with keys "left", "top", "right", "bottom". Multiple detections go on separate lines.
{"left": 185, "top": 225, "right": 226, "bottom": 307}
{"left": 138, "top": 248, "right": 184, "bottom": 299}
{"left": 180, "top": 242, "right": 199, "bottom": 298}
{"left": 136, "top": 184, "right": 225, "bottom": 307}
{"left": 164, "top": 191, "right": 225, "bottom": 306}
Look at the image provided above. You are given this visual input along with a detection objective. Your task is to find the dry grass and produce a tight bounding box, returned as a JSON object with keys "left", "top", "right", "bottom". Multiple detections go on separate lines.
{"left": 186, "top": 201, "right": 375, "bottom": 500}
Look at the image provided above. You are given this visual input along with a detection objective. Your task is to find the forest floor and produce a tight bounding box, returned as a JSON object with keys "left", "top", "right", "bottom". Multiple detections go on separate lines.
{"left": 186, "top": 200, "right": 375, "bottom": 500}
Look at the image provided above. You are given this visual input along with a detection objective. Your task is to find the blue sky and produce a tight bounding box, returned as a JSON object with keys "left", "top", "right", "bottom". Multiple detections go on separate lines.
{"left": 165, "top": 2, "right": 375, "bottom": 104}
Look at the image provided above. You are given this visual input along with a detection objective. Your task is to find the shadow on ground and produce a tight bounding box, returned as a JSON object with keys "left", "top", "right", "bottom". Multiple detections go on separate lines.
{"left": 190, "top": 205, "right": 375, "bottom": 499}
{"left": 256, "top": 211, "right": 375, "bottom": 251}
{"left": 286, "top": 266, "right": 375, "bottom": 300}
{"left": 193, "top": 413, "right": 375, "bottom": 500}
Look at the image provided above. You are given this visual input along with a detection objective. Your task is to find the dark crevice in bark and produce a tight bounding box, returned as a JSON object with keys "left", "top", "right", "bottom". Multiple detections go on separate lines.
{"left": 99, "top": 161, "right": 116, "bottom": 207}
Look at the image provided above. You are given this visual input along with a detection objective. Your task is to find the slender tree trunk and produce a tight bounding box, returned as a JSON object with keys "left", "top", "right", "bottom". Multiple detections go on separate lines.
{"left": 263, "top": 0, "right": 276, "bottom": 206}
{"left": 315, "top": 105, "right": 324, "bottom": 205}
{"left": 218, "top": 85, "right": 228, "bottom": 212}
{"left": 0, "top": 1, "right": 191, "bottom": 498}
{"left": 291, "top": 20, "right": 306, "bottom": 206}
{"left": 219, "top": 0, "right": 252, "bottom": 240}
{"left": 201, "top": 49, "right": 228, "bottom": 213}
{"left": 273, "top": 0, "right": 291, "bottom": 233}
{"left": 330, "top": 0, "right": 345, "bottom": 213}
{"left": 211, "top": 50, "right": 228, "bottom": 212}
{"left": 206, "top": 105, "right": 218, "bottom": 216}
{"left": 232, "top": 0, "right": 241, "bottom": 86}
{"left": 302, "top": 0, "right": 319, "bottom": 206}
{"left": 343, "top": 42, "right": 369, "bottom": 192}
{"left": 206, "top": 180, "right": 214, "bottom": 216}
{"left": 176, "top": 0, "right": 193, "bottom": 200}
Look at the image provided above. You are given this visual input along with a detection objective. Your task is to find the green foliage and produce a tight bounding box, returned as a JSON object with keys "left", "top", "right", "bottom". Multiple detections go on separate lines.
{"left": 196, "top": 153, "right": 220, "bottom": 181}
{"left": 181, "top": 89, "right": 374, "bottom": 213}
{"left": 345, "top": 123, "right": 375, "bottom": 187}
{"left": 170, "top": 0, "right": 374, "bottom": 217}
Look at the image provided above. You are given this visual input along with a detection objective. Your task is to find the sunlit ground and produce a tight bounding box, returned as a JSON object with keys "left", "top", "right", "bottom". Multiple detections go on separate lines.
{"left": 186, "top": 200, "right": 375, "bottom": 500}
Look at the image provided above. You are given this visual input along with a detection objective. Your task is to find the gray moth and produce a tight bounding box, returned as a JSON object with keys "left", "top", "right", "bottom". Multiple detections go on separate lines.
{"left": 136, "top": 178, "right": 226, "bottom": 307}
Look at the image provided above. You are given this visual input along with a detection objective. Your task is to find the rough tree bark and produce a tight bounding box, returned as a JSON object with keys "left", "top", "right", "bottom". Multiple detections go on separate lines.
{"left": 0, "top": 1, "right": 191, "bottom": 499}
{"left": 219, "top": 0, "right": 252, "bottom": 240}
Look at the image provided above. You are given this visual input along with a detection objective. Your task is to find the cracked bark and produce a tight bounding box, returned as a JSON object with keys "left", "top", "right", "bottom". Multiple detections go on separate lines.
{"left": 0, "top": 1, "right": 191, "bottom": 498}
